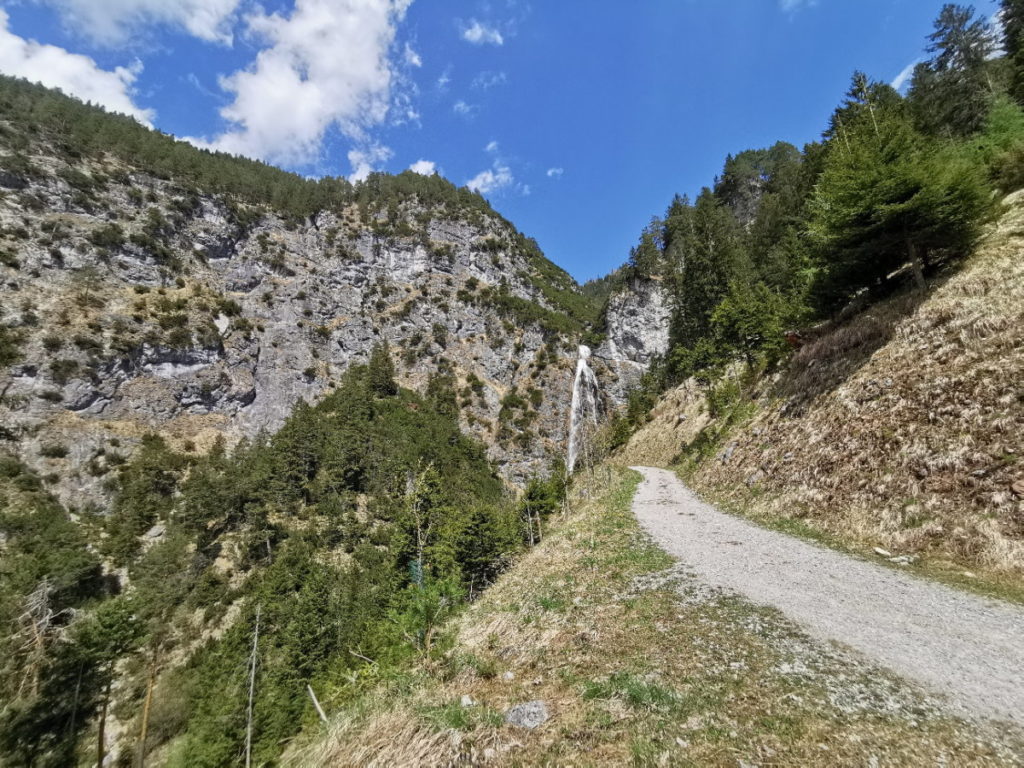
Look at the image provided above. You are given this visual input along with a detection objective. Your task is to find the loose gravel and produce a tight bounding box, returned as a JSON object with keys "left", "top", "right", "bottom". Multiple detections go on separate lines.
{"left": 631, "top": 466, "right": 1024, "bottom": 726}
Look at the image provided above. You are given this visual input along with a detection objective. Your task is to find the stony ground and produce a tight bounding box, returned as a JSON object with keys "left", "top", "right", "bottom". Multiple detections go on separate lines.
{"left": 632, "top": 465, "right": 1024, "bottom": 727}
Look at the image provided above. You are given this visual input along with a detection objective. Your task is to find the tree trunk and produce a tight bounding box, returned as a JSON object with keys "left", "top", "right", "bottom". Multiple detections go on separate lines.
{"left": 908, "top": 239, "right": 926, "bottom": 291}
{"left": 96, "top": 675, "right": 111, "bottom": 768}
{"left": 245, "top": 606, "right": 261, "bottom": 768}
{"left": 136, "top": 658, "right": 157, "bottom": 768}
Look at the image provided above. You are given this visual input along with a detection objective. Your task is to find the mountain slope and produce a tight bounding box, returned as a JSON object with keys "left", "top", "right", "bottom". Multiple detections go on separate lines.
{"left": 0, "top": 76, "right": 597, "bottom": 504}
{"left": 616, "top": 190, "right": 1024, "bottom": 584}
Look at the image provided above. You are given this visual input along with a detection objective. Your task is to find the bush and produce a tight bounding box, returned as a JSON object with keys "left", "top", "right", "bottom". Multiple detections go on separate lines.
{"left": 39, "top": 443, "right": 69, "bottom": 458}
{"left": 88, "top": 223, "right": 125, "bottom": 249}
{"left": 49, "top": 358, "right": 79, "bottom": 385}
{"left": 0, "top": 325, "right": 23, "bottom": 367}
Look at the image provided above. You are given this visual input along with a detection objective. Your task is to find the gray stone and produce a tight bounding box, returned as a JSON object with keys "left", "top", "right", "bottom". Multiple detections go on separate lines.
{"left": 0, "top": 157, "right": 586, "bottom": 506}
{"left": 504, "top": 700, "right": 549, "bottom": 729}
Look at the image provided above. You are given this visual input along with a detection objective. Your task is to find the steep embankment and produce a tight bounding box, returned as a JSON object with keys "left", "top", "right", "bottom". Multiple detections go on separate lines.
{"left": 618, "top": 191, "right": 1024, "bottom": 581}
{"left": 291, "top": 469, "right": 1022, "bottom": 766}
{"left": 0, "top": 78, "right": 600, "bottom": 501}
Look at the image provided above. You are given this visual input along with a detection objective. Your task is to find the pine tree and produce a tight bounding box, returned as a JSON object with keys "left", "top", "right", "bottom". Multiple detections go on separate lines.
{"left": 810, "top": 73, "right": 991, "bottom": 310}
{"left": 367, "top": 341, "right": 398, "bottom": 398}
{"left": 908, "top": 4, "right": 996, "bottom": 136}
{"left": 1003, "top": 0, "right": 1024, "bottom": 105}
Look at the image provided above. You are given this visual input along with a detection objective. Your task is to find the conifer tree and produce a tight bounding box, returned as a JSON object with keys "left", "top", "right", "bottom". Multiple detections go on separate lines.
{"left": 367, "top": 341, "right": 398, "bottom": 398}
{"left": 909, "top": 4, "right": 996, "bottom": 136}
{"left": 664, "top": 190, "right": 750, "bottom": 352}
{"left": 810, "top": 73, "right": 991, "bottom": 309}
{"left": 1002, "top": 0, "right": 1024, "bottom": 105}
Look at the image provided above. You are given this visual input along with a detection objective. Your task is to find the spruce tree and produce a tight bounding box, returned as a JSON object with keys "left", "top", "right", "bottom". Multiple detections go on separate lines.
{"left": 1003, "top": 0, "right": 1024, "bottom": 105}
{"left": 908, "top": 4, "right": 996, "bottom": 136}
{"left": 810, "top": 73, "right": 991, "bottom": 310}
{"left": 367, "top": 341, "right": 398, "bottom": 398}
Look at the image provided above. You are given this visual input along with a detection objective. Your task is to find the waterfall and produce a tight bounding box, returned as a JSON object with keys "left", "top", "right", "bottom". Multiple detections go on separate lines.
{"left": 567, "top": 345, "right": 601, "bottom": 474}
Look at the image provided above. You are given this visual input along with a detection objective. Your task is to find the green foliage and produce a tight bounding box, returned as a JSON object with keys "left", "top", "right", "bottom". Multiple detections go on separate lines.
{"left": 619, "top": 4, "right": 1012, "bottom": 417}
{"left": 908, "top": 4, "right": 997, "bottom": 137}
{"left": 68, "top": 363, "right": 535, "bottom": 765}
{"left": 88, "top": 222, "right": 126, "bottom": 250}
{"left": 104, "top": 434, "right": 188, "bottom": 564}
{"left": 664, "top": 190, "right": 753, "bottom": 370}
{"left": 710, "top": 281, "right": 789, "bottom": 365}
{"left": 0, "top": 460, "right": 107, "bottom": 765}
{"left": 0, "top": 324, "right": 22, "bottom": 368}
{"left": 810, "top": 73, "right": 992, "bottom": 309}
{"left": 367, "top": 341, "right": 398, "bottom": 397}
{"left": 1004, "top": 0, "right": 1024, "bottom": 105}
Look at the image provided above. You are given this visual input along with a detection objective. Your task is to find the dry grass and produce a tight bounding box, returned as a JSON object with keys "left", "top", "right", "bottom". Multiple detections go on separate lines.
{"left": 622, "top": 191, "right": 1024, "bottom": 585}
{"left": 286, "top": 469, "right": 1021, "bottom": 767}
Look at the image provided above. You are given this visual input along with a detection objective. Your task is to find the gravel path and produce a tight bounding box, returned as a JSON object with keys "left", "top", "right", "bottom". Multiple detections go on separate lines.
{"left": 631, "top": 466, "right": 1024, "bottom": 725}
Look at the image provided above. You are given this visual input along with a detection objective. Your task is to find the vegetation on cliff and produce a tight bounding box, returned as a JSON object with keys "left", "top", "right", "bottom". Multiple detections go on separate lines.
{"left": 0, "top": 348, "right": 567, "bottom": 765}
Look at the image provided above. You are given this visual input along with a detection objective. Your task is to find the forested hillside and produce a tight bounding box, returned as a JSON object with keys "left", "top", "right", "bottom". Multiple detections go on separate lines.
{"left": 602, "top": 2, "right": 1024, "bottom": 586}
{"left": 604, "top": 3, "right": 1024, "bottom": 435}
{"left": 0, "top": 72, "right": 588, "bottom": 765}
{"left": 0, "top": 351, "right": 568, "bottom": 765}
{"left": 3, "top": 2, "right": 1024, "bottom": 766}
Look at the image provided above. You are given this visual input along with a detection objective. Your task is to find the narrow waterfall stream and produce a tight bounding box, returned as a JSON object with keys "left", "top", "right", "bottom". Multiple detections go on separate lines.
{"left": 567, "top": 345, "right": 601, "bottom": 473}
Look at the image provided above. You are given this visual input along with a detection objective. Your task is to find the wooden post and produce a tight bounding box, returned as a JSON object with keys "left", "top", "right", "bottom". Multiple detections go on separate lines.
{"left": 245, "top": 606, "right": 261, "bottom": 768}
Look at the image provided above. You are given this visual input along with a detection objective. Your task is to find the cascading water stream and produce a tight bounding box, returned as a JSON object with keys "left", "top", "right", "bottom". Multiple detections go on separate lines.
{"left": 567, "top": 345, "right": 601, "bottom": 474}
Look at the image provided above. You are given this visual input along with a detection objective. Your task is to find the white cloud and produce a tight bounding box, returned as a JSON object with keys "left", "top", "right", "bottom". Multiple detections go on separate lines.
{"left": 461, "top": 19, "right": 503, "bottom": 45}
{"left": 0, "top": 9, "right": 153, "bottom": 124}
{"left": 779, "top": 0, "right": 816, "bottom": 11}
{"left": 348, "top": 143, "right": 393, "bottom": 182}
{"left": 453, "top": 100, "right": 475, "bottom": 116}
{"left": 191, "top": 0, "right": 413, "bottom": 168}
{"left": 891, "top": 59, "right": 920, "bottom": 92}
{"left": 408, "top": 159, "right": 436, "bottom": 175}
{"left": 472, "top": 70, "right": 506, "bottom": 90}
{"left": 546, "top": 167, "right": 564, "bottom": 178}
{"left": 403, "top": 43, "right": 422, "bottom": 67}
{"left": 35, "top": 0, "right": 242, "bottom": 46}
{"left": 437, "top": 66, "right": 452, "bottom": 91}
{"left": 485, "top": 140, "right": 499, "bottom": 153}
{"left": 466, "top": 160, "right": 513, "bottom": 195}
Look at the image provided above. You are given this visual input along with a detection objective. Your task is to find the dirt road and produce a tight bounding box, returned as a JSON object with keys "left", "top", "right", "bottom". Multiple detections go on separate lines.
{"left": 631, "top": 466, "right": 1024, "bottom": 725}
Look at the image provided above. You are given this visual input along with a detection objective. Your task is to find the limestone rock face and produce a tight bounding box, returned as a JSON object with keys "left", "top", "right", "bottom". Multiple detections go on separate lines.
{"left": 0, "top": 152, "right": 582, "bottom": 508}
{"left": 593, "top": 275, "right": 672, "bottom": 405}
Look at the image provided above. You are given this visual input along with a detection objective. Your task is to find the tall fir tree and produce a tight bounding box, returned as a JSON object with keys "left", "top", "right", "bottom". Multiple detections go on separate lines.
{"left": 810, "top": 73, "right": 991, "bottom": 310}
{"left": 1002, "top": 0, "right": 1024, "bottom": 105}
{"left": 908, "top": 4, "right": 996, "bottom": 136}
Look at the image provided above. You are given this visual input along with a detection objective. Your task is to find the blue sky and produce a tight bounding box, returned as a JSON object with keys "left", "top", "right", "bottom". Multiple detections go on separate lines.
{"left": 0, "top": 0, "right": 1000, "bottom": 282}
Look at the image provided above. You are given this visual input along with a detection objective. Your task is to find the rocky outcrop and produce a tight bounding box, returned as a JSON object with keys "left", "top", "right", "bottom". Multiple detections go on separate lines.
{"left": 0, "top": 150, "right": 582, "bottom": 508}
{"left": 593, "top": 275, "right": 672, "bottom": 405}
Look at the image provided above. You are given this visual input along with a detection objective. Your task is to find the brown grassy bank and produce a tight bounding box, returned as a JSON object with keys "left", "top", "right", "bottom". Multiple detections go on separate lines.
{"left": 616, "top": 191, "right": 1024, "bottom": 590}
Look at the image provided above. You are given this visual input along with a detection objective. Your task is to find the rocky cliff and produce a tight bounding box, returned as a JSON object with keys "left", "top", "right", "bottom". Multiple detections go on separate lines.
{"left": 0, "top": 84, "right": 595, "bottom": 509}
{"left": 591, "top": 274, "right": 672, "bottom": 405}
